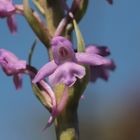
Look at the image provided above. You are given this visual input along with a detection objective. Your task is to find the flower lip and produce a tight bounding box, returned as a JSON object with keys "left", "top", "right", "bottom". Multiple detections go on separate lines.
{"left": 48, "top": 62, "right": 86, "bottom": 86}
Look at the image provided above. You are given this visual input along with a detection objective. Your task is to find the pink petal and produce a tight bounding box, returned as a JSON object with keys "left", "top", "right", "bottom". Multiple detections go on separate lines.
{"left": 32, "top": 61, "right": 57, "bottom": 84}
{"left": 90, "top": 60, "right": 116, "bottom": 82}
{"left": 86, "top": 45, "right": 110, "bottom": 56}
{"left": 49, "top": 62, "right": 85, "bottom": 86}
{"left": 7, "top": 15, "right": 17, "bottom": 34}
{"left": 76, "top": 53, "right": 112, "bottom": 66}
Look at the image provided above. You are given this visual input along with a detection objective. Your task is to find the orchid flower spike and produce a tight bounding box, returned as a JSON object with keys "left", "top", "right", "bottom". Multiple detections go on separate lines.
{"left": 33, "top": 36, "right": 115, "bottom": 87}
{"left": 0, "top": 49, "right": 26, "bottom": 89}
{"left": 0, "top": 0, "right": 17, "bottom": 33}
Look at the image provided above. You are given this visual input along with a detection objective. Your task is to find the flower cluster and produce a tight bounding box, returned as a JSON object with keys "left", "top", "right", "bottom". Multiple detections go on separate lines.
{"left": 0, "top": 33, "right": 115, "bottom": 126}
{"left": 0, "top": 0, "right": 115, "bottom": 130}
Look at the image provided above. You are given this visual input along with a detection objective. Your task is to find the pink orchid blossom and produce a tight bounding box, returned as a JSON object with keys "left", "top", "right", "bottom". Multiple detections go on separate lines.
{"left": 0, "top": 48, "right": 58, "bottom": 126}
{"left": 0, "top": 0, "right": 17, "bottom": 33}
{"left": 0, "top": 49, "right": 26, "bottom": 89}
{"left": 33, "top": 36, "right": 115, "bottom": 86}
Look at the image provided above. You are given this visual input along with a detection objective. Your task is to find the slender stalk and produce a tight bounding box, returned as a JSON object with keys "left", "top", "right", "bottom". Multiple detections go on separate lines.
{"left": 53, "top": 84, "right": 80, "bottom": 140}
{"left": 45, "top": 0, "right": 64, "bottom": 36}
{"left": 53, "top": 71, "right": 89, "bottom": 140}
{"left": 55, "top": 107, "right": 79, "bottom": 140}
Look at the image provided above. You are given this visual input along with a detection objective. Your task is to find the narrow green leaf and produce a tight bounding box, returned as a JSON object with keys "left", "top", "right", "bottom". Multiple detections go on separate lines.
{"left": 72, "top": 0, "right": 89, "bottom": 23}
{"left": 23, "top": 0, "right": 51, "bottom": 47}
{"left": 32, "top": 0, "right": 45, "bottom": 15}
{"left": 73, "top": 19, "right": 85, "bottom": 52}
{"left": 39, "top": 0, "right": 49, "bottom": 24}
{"left": 28, "top": 39, "right": 38, "bottom": 65}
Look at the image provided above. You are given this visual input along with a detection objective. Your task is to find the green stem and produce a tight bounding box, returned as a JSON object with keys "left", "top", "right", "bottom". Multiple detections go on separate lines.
{"left": 53, "top": 84, "right": 80, "bottom": 140}
{"left": 45, "top": 0, "right": 65, "bottom": 60}
{"left": 55, "top": 107, "right": 79, "bottom": 140}
{"left": 45, "top": 0, "right": 64, "bottom": 36}
{"left": 53, "top": 70, "right": 89, "bottom": 140}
